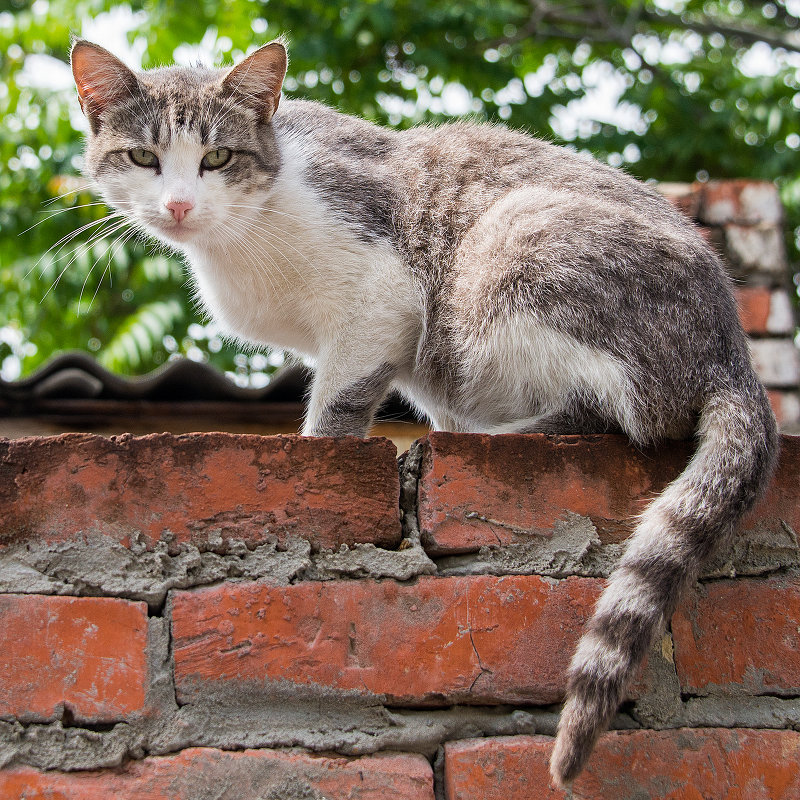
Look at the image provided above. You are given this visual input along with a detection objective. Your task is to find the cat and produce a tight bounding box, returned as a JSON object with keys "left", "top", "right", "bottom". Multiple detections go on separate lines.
{"left": 70, "top": 38, "right": 778, "bottom": 786}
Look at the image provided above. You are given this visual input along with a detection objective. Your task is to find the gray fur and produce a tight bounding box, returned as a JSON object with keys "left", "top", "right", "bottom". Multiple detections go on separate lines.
{"left": 70, "top": 39, "right": 779, "bottom": 786}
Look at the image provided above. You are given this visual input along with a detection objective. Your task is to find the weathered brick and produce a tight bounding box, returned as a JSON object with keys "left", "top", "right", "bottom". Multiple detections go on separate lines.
{"left": 699, "top": 179, "right": 784, "bottom": 226}
{"left": 672, "top": 576, "right": 800, "bottom": 696}
{"left": 0, "top": 594, "right": 147, "bottom": 723}
{"left": 0, "top": 433, "right": 400, "bottom": 552}
{"left": 768, "top": 390, "right": 800, "bottom": 427}
{"left": 172, "top": 575, "right": 602, "bottom": 706}
{"left": 444, "top": 729, "right": 800, "bottom": 799}
{"left": 0, "top": 748, "right": 434, "bottom": 799}
{"left": 735, "top": 287, "right": 771, "bottom": 334}
{"left": 749, "top": 339, "right": 800, "bottom": 388}
{"left": 416, "top": 432, "right": 800, "bottom": 555}
{"left": 735, "top": 287, "right": 796, "bottom": 336}
{"left": 763, "top": 289, "right": 796, "bottom": 335}
{"left": 656, "top": 181, "right": 701, "bottom": 218}
{"left": 723, "top": 224, "right": 787, "bottom": 278}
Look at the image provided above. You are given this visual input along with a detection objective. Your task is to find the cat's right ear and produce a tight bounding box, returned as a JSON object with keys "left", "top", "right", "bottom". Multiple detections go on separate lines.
{"left": 71, "top": 40, "right": 139, "bottom": 133}
{"left": 221, "top": 41, "right": 288, "bottom": 122}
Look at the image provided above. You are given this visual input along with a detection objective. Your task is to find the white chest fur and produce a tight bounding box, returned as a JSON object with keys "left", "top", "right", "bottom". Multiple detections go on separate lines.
{"left": 183, "top": 146, "right": 418, "bottom": 361}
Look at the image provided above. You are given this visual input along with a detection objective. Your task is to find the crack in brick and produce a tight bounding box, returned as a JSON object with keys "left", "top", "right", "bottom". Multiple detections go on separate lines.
{"left": 464, "top": 589, "right": 493, "bottom": 694}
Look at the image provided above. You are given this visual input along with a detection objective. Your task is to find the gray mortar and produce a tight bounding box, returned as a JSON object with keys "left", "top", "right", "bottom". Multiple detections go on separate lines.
{"left": 0, "top": 535, "right": 312, "bottom": 609}
{"left": 0, "top": 532, "right": 438, "bottom": 611}
{"left": 702, "top": 520, "right": 800, "bottom": 578}
{"left": 632, "top": 634, "right": 683, "bottom": 729}
{"left": 398, "top": 440, "right": 425, "bottom": 542}
{"left": 432, "top": 746, "right": 446, "bottom": 800}
{"left": 0, "top": 693, "right": 559, "bottom": 770}
{"left": 675, "top": 696, "right": 800, "bottom": 730}
{"left": 435, "top": 512, "right": 621, "bottom": 578}
{"left": 435, "top": 513, "right": 800, "bottom": 580}
{"left": 164, "top": 679, "right": 560, "bottom": 759}
{"left": 303, "top": 541, "right": 436, "bottom": 581}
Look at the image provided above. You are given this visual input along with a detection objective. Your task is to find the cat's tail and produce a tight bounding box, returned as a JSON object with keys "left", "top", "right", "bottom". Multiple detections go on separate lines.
{"left": 549, "top": 382, "right": 778, "bottom": 787}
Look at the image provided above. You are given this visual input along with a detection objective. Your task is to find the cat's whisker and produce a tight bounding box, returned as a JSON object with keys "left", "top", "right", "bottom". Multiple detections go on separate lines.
{"left": 220, "top": 206, "right": 317, "bottom": 248}
{"left": 26, "top": 213, "right": 127, "bottom": 279}
{"left": 88, "top": 259, "right": 114, "bottom": 311}
{"left": 221, "top": 210, "right": 319, "bottom": 272}
{"left": 222, "top": 203, "right": 311, "bottom": 227}
{"left": 228, "top": 222, "right": 318, "bottom": 292}
{"left": 220, "top": 210, "right": 315, "bottom": 252}
{"left": 21, "top": 202, "right": 109, "bottom": 235}
{"left": 41, "top": 218, "right": 131, "bottom": 300}
{"left": 42, "top": 181, "right": 98, "bottom": 205}
{"left": 225, "top": 219, "right": 285, "bottom": 296}
{"left": 78, "top": 222, "right": 136, "bottom": 306}
{"left": 84, "top": 226, "right": 140, "bottom": 311}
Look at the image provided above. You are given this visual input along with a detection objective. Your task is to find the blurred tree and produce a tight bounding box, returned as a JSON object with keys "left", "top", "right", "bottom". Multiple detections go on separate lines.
{"left": 1, "top": 0, "right": 798, "bottom": 380}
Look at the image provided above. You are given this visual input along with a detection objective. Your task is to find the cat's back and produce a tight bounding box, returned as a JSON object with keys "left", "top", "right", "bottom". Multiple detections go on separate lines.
{"left": 399, "top": 120, "right": 685, "bottom": 228}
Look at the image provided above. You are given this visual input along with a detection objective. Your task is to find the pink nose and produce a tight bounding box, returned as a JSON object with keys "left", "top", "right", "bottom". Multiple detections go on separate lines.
{"left": 165, "top": 200, "right": 194, "bottom": 222}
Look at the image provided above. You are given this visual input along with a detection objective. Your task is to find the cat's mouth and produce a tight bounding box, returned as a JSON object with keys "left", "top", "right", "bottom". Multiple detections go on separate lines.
{"left": 154, "top": 216, "right": 202, "bottom": 242}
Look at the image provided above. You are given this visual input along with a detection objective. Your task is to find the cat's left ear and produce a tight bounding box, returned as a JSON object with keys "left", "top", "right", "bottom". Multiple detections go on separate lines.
{"left": 221, "top": 41, "right": 287, "bottom": 121}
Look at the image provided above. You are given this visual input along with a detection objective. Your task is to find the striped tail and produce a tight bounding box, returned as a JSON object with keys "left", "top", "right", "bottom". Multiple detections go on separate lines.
{"left": 550, "top": 385, "right": 778, "bottom": 787}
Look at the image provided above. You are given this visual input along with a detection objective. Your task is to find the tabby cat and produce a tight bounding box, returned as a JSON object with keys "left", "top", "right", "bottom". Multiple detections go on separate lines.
{"left": 70, "top": 39, "right": 778, "bottom": 785}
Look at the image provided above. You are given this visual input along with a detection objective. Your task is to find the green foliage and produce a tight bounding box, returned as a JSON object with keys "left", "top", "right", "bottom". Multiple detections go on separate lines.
{"left": 1, "top": 0, "right": 798, "bottom": 380}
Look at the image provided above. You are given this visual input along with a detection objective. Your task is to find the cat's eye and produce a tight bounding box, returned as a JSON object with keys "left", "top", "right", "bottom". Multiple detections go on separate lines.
{"left": 129, "top": 148, "right": 159, "bottom": 168}
{"left": 201, "top": 148, "right": 232, "bottom": 171}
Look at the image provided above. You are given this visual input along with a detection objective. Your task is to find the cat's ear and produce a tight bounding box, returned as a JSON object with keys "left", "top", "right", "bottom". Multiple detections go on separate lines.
{"left": 71, "top": 40, "right": 139, "bottom": 133}
{"left": 221, "top": 41, "right": 287, "bottom": 121}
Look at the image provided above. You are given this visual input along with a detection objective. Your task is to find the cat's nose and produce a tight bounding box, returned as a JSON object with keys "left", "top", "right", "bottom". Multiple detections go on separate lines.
{"left": 165, "top": 200, "right": 194, "bottom": 222}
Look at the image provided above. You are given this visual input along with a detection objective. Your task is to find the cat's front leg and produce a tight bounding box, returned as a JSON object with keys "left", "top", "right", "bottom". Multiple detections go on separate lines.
{"left": 302, "top": 360, "right": 397, "bottom": 437}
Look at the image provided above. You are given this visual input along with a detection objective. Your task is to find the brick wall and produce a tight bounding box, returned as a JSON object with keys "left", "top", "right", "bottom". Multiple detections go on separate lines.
{"left": 658, "top": 179, "right": 800, "bottom": 429}
{"left": 1, "top": 431, "right": 799, "bottom": 798}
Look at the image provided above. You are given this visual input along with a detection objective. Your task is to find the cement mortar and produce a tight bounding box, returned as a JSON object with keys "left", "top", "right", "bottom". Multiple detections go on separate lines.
{"left": 434, "top": 513, "right": 799, "bottom": 580}
{"left": 0, "top": 695, "right": 557, "bottom": 770}
{"left": 303, "top": 541, "right": 436, "bottom": 581}
{"left": 0, "top": 533, "right": 438, "bottom": 609}
{"left": 675, "top": 696, "right": 800, "bottom": 730}
{"left": 633, "top": 635, "right": 683, "bottom": 729}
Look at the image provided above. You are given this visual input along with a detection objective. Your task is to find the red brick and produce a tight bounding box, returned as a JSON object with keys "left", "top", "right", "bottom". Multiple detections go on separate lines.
{"left": 768, "top": 391, "right": 800, "bottom": 427}
{"left": 723, "top": 224, "right": 787, "bottom": 277}
{"left": 736, "top": 287, "right": 795, "bottom": 336}
{"left": 444, "top": 730, "right": 800, "bottom": 799}
{"left": 172, "top": 575, "right": 602, "bottom": 706}
{"left": 672, "top": 576, "right": 800, "bottom": 695}
{"left": 657, "top": 182, "right": 702, "bottom": 218}
{"left": 416, "top": 432, "right": 800, "bottom": 555}
{"left": 0, "top": 594, "right": 147, "bottom": 723}
{"left": 0, "top": 433, "right": 400, "bottom": 552}
{"left": 735, "top": 287, "right": 772, "bottom": 334}
{"left": 699, "top": 179, "right": 783, "bottom": 225}
{"left": 0, "top": 748, "right": 434, "bottom": 799}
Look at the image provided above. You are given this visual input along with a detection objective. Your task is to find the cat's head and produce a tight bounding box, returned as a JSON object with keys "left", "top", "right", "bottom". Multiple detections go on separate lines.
{"left": 70, "top": 39, "right": 288, "bottom": 248}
